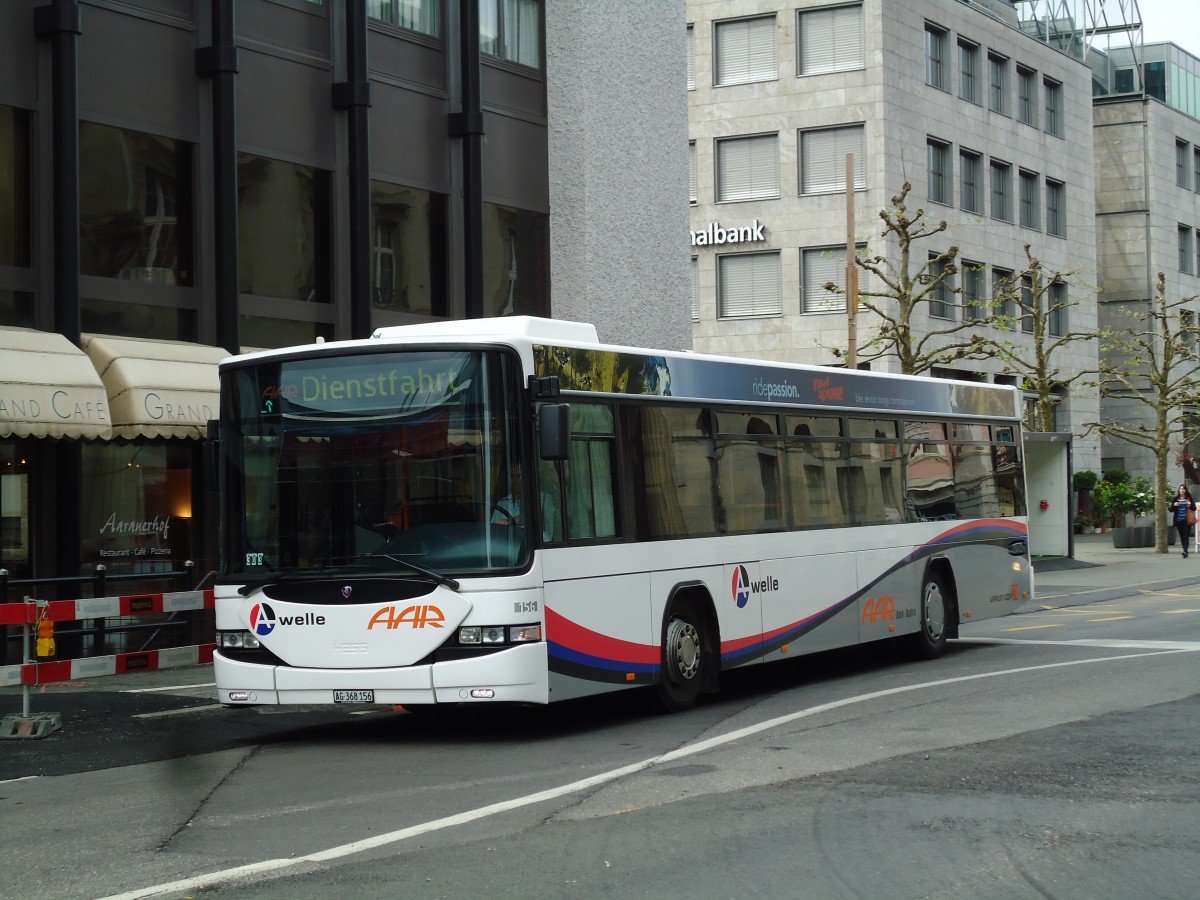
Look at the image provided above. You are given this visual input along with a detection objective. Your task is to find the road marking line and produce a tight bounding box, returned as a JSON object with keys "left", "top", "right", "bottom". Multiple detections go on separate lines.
{"left": 131, "top": 705, "right": 225, "bottom": 719}
{"left": 1088, "top": 616, "right": 1135, "bottom": 622}
{"left": 0, "top": 775, "right": 40, "bottom": 786}
{"left": 1160, "top": 609, "right": 1200, "bottom": 614}
{"left": 98, "top": 646, "right": 1195, "bottom": 900}
{"left": 1003, "top": 624, "right": 1065, "bottom": 632}
{"left": 122, "top": 683, "right": 216, "bottom": 694}
{"left": 956, "top": 637, "right": 1200, "bottom": 650}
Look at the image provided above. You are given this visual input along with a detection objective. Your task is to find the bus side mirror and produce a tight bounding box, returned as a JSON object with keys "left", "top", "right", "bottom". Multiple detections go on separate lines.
{"left": 539, "top": 404, "right": 570, "bottom": 460}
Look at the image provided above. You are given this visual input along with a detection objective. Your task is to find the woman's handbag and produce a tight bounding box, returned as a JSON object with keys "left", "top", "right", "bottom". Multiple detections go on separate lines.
{"left": 1187, "top": 506, "right": 1196, "bottom": 526}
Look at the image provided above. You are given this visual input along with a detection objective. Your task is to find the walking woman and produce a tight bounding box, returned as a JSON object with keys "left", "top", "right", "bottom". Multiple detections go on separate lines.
{"left": 1170, "top": 483, "right": 1196, "bottom": 558}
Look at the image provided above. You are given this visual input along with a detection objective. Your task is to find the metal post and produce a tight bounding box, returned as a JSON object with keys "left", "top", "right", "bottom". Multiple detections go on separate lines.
{"left": 21, "top": 597, "right": 32, "bottom": 720}
{"left": 845, "top": 153, "right": 858, "bottom": 369}
{"left": 93, "top": 564, "right": 106, "bottom": 653}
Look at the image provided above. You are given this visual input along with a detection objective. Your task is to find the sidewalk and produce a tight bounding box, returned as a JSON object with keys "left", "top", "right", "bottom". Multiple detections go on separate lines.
{"left": 1027, "top": 530, "right": 1200, "bottom": 611}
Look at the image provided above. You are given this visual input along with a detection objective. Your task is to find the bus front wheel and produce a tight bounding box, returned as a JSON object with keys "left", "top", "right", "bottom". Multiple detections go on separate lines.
{"left": 909, "top": 570, "right": 950, "bottom": 660}
{"left": 655, "top": 606, "right": 705, "bottom": 712}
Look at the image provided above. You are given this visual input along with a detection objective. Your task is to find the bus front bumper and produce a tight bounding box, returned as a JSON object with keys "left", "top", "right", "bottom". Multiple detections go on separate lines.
{"left": 214, "top": 642, "right": 549, "bottom": 706}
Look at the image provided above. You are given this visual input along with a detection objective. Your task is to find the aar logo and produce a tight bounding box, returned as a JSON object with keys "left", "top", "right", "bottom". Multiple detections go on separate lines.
{"left": 731, "top": 565, "right": 752, "bottom": 609}
{"left": 250, "top": 602, "right": 277, "bottom": 637}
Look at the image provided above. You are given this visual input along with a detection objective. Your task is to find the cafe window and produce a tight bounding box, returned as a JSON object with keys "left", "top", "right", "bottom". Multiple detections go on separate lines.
{"left": 80, "top": 443, "right": 196, "bottom": 577}
{"left": 0, "top": 442, "right": 31, "bottom": 581}
{"left": 80, "top": 122, "right": 194, "bottom": 286}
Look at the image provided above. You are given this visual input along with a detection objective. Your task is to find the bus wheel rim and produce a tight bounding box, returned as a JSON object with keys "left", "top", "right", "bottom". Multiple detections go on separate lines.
{"left": 924, "top": 581, "right": 946, "bottom": 641}
{"left": 666, "top": 618, "right": 700, "bottom": 682}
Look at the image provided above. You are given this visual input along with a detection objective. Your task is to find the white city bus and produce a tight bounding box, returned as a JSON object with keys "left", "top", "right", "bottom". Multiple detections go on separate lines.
{"left": 213, "top": 317, "right": 1032, "bottom": 712}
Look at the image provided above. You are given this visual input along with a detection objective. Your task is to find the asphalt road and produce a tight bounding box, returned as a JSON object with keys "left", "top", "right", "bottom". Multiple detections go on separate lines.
{"left": 2, "top": 584, "right": 1198, "bottom": 900}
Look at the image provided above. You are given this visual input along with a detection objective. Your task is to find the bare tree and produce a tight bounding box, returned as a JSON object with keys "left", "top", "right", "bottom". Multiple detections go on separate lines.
{"left": 983, "top": 244, "right": 1101, "bottom": 433}
{"left": 1088, "top": 273, "right": 1200, "bottom": 553}
{"left": 826, "top": 181, "right": 993, "bottom": 375}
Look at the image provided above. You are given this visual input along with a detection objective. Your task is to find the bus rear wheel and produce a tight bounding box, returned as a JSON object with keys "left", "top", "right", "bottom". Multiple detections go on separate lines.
{"left": 655, "top": 606, "right": 705, "bottom": 712}
{"left": 908, "top": 570, "right": 949, "bottom": 660}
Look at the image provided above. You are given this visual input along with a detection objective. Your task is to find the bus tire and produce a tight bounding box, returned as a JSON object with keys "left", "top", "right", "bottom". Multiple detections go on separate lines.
{"left": 655, "top": 603, "right": 706, "bottom": 713}
{"left": 909, "top": 569, "right": 950, "bottom": 660}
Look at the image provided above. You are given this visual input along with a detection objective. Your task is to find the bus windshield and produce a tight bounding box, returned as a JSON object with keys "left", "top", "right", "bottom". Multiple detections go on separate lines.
{"left": 219, "top": 348, "right": 529, "bottom": 580}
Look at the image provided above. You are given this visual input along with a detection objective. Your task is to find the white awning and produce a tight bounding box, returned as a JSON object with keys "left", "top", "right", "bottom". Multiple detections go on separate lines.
{"left": 83, "top": 334, "right": 229, "bottom": 440}
{"left": 0, "top": 328, "right": 112, "bottom": 440}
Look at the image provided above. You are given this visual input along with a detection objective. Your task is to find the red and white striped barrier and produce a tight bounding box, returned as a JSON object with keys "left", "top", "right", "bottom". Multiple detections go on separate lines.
{"left": 0, "top": 590, "right": 215, "bottom": 688}
{"left": 0, "top": 589, "right": 214, "bottom": 626}
{"left": 1, "top": 644, "right": 216, "bottom": 689}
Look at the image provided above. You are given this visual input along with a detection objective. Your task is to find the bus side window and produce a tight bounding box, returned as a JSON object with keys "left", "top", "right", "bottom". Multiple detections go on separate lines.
{"left": 559, "top": 404, "right": 618, "bottom": 541}
{"left": 784, "top": 416, "right": 846, "bottom": 529}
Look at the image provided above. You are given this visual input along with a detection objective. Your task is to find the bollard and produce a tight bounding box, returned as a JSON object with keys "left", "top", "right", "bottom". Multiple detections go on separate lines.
{"left": 0, "top": 597, "right": 64, "bottom": 740}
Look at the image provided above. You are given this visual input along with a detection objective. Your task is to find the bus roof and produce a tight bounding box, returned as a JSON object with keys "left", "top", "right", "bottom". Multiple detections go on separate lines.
{"left": 224, "top": 316, "right": 1022, "bottom": 421}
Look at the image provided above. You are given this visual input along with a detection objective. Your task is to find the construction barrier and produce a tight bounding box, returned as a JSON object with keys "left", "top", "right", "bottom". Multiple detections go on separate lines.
{"left": 0, "top": 589, "right": 216, "bottom": 739}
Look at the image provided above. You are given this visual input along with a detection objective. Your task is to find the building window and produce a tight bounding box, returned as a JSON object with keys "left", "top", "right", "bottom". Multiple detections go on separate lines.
{"left": 689, "top": 141, "right": 698, "bottom": 204}
{"left": 1177, "top": 140, "right": 1191, "bottom": 189}
{"left": 992, "top": 267, "right": 1015, "bottom": 327}
{"left": 483, "top": 202, "right": 548, "bottom": 317}
{"left": 802, "top": 245, "right": 861, "bottom": 313}
{"left": 960, "top": 149, "right": 982, "bottom": 213}
{"left": 962, "top": 261, "right": 986, "bottom": 321}
{"left": 719, "top": 251, "right": 781, "bottom": 318}
{"left": 988, "top": 52, "right": 1008, "bottom": 114}
{"left": 928, "top": 254, "right": 953, "bottom": 319}
{"left": 238, "top": 153, "right": 330, "bottom": 303}
{"left": 1045, "top": 179, "right": 1065, "bottom": 237}
{"left": 687, "top": 24, "right": 695, "bottom": 90}
{"left": 1182, "top": 309, "right": 1196, "bottom": 349}
{"left": 800, "top": 124, "right": 865, "bottom": 194}
{"left": 716, "top": 134, "right": 780, "bottom": 202}
{"left": 990, "top": 160, "right": 1012, "bottom": 222}
{"left": 1196, "top": 229, "right": 1200, "bottom": 278}
{"left": 80, "top": 122, "right": 194, "bottom": 287}
{"left": 691, "top": 256, "right": 700, "bottom": 321}
{"left": 1019, "top": 169, "right": 1040, "bottom": 230}
{"left": 958, "top": 38, "right": 980, "bottom": 104}
{"left": 1017, "top": 65, "right": 1037, "bottom": 125}
{"left": 1049, "top": 280, "right": 1066, "bottom": 337}
{"left": 369, "top": 181, "right": 448, "bottom": 317}
{"left": 367, "top": 0, "right": 440, "bottom": 35}
{"left": 1044, "top": 78, "right": 1062, "bottom": 136}
{"left": 798, "top": 3, "right": 864, "bottom": 75}
{"left": 1180, "top": 225, "right": 1194, "bottom": 274}
{"left": 714, "top": 15, "right": 777, "bottom": 86}
{"left": 925, "top": 23, "right": 948, "bottom": 91}
{"left": 0, "top": 290, "right": 34, "bottom": 328}
{"left": 480, "top": 0, "right": 541, "bottom": 68}
{"left": 0, "top": 105, "right": 31, "bottom": 270}
{"left": 927, "top": 138, "right": 951, "bottom": 205}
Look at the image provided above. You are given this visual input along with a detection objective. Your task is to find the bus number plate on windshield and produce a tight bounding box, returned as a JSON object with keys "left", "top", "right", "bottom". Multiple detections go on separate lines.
{"left": 333, "top": 690, "right": 374, "bottom": 704}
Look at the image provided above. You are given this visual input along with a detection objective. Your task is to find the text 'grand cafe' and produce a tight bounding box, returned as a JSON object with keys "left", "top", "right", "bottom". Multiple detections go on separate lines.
{"left": 0, "top": 327, "right": 226, "bottom": 590}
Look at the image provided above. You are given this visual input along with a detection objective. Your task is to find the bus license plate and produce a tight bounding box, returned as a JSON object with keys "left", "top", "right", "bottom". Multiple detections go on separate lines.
{"left": 333, "top": 689, "right": 374, "bottom": 704}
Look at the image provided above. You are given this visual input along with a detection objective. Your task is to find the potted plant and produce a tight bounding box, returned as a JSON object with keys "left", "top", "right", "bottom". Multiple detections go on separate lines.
{"left": 1073, "top": 470, "right": 1099, "bottom": 517}
{"left": 1073, "top": 513, "right": 1092, "bottom": 535}
{"left": 1103, "top": 476, "right": 1154, "bottom": 547}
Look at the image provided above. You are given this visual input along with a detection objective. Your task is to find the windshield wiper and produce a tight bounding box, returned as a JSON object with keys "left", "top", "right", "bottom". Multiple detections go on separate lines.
{"left": 360, "top": 553, "right": 461, "bottom": 591}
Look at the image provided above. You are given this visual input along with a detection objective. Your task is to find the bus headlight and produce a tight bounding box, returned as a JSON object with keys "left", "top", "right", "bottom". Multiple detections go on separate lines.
{"left": 457, "top": 624, "right": 541, "bottom": 646}
{"left": 217, "top": 631, "right": 261, "bottom": 650}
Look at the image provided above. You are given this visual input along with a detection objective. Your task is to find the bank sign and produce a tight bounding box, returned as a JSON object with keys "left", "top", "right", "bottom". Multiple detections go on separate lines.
{"left": 690, "top": 219, "right": 767, "bottom": 247}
